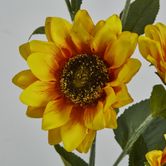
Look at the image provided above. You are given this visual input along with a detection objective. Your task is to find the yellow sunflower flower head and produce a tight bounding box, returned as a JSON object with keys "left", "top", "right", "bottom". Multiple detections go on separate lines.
{"left": 146, "top": 134, "right": 166, "bottom": 166}
{"left": 12, "top": 10, "right": 141, "bottom": 152}
{"left": 138, "top": 23, "right": 166, "bottom": 84}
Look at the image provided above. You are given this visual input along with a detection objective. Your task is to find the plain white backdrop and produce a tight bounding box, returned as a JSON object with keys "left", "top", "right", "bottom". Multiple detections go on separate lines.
{"left": 0, "top": 0, "right": 166, "bottom": 165}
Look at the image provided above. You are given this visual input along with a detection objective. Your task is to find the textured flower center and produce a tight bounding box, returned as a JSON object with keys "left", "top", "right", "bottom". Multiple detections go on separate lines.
{"left": 60, "top": 54, "right": 109, "bottom": 106}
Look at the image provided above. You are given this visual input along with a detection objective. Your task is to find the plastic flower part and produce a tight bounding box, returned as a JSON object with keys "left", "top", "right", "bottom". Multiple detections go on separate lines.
{"left": 12, "top": 10, "right": 141, "bottom": 152}
{"left": 145, "top": 134, "right": 166, "bottom": 166}
{"left": 138, "top": 23, "right": 166, "bottom": 84}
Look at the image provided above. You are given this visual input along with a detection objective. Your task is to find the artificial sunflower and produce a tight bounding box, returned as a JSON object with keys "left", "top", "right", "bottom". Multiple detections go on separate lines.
{"left": 146, "top": 150, "right": 166, "bottom": 166}
{"left": 138, "top": 23, "right": 166, "bottom": 84}
{"left": 13, "top": 10, "right": 141, "bottom": 152}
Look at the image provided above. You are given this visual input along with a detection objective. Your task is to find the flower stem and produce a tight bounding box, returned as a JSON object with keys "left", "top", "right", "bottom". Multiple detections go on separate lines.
{"left": 113, "top": 114, "right": 154, "bottom": 166}
{"left": 121, "top": 0, "right": 131, "bottom": 27}
{"left": 65, "top": 0, "right": 74, "bottom": 21}
{"left": 89, "top": 136, "right": 96, "bottom": 166}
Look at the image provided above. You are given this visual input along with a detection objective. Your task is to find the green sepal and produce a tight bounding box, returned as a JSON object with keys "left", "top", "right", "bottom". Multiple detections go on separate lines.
{"left": 122, "top": 0, "right": 160, "bottom": 34}
{"left": 150, "top": 84, "right": 166, "bottom": 119}
{"left": 54, "top": 144, "right": 88, "bottom": 166}
{"left": 28, "top": 26, "right": 45, "bottom": 40}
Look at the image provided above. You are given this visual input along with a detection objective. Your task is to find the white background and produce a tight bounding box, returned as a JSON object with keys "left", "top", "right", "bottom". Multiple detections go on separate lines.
{"left": 0, "top": 0, "right": 166, "bottom": 165}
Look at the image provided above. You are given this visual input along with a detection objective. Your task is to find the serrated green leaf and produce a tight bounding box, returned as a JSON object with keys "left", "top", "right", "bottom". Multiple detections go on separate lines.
{"left": 150, "top": 84, "right": 166, "bottom": 118}
{"left": 129, "top": 136, "right": 148, "bottom": 166}
{"left": 29, "top": 26, "right": 45, "bottom": 40}
{"left": 114, "top": 99, "right": 151, "bottom": 149}
{"left": 122, "top": 0, "right": 159, "bottom": 34}
{"left": 54, "top": 144, "right": 88, "bottom": 166}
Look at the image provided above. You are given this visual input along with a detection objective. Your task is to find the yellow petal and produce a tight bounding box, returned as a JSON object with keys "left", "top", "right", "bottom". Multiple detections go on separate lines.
{"left": 113, "top": 85, "right": 133, "bottom": 108}
{"left": 138, "top": 36, "right": 163, "bottom": 65}
{"left": 26, "top": 106, "right": 45, "bottom": 118}
{"left": 12, "top": 70, "right": 37, "bottom": 89}
{"left": 110, "top": 58, "right": 141, "bottom": 86}
{"left": 61, "top": 120, "right": 87, "bottom": 152}
{"left": 77, "top": 130, "right": 96, "bottom": 153}
{"left": 71, "top": 10, "right": 94, "bottom": 52}
{"left": 19, "top": 40, "right": 57, "bottom": 60}
{"left": 92, "top": 20, "right": 105, "bottom": 36}
{"left": 42, "top": 99, "right": 72, "bottom": 130}
{"left": 104, "top": 32, "right": 138, "bottom": 68}
{"left": 84, "top": 101, "right": 105, "bottom": 130}
{"left": 91, "top": 16, "right": 121, "bottom": 54}
{"left": 145, "top": 150, "right": 163, "bottom": 166}
{"left": 48, "top": 128, "right": 62, "bottom": 145}
{"left": 104, "top": 86, "right": 117, "bottom": 111}
{"left": 20, "top": 81, "right": 58, "bottom": 107}
{"left": 104, "top": 108, "right": 117, "bottom": 129}
{"left": 45, "top": 17, "right": 72, "bottom": 47}
{"left": 27, "top": 53, "right": 58, "bottom": 81}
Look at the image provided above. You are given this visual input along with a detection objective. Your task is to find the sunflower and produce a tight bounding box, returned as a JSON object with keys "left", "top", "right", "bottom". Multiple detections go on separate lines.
{"left": 13, "top": 10, "right": 141, "bottom": 152}
{"left": 138, "top": 23, "right": 166, "bottom": 84}
{"left": 145, "top": 135, "right": 166, "bottom": 166}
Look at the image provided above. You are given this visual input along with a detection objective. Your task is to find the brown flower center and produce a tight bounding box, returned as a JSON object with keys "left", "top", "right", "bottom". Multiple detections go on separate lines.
{"left": 60, "top": 54, "right": 109, "bottom": 106}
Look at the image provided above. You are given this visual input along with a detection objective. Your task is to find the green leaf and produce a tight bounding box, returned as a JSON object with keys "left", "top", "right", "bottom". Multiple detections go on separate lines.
{"left": 54, "top": 144, "right": 88, "bottom": 166}
{"left": 29, "top": 26, "right": 45, "bottom": 40}
{"left": 122, "top": 0, "right": 159, "bottom": 34}
{"left": 129, "top": 136, "right": 148, "bottom": 166}
{"left": 150, "top": 84, "right": 166, "bottom": 118}
{"left": 114, "top": 99, "right": 151, "bottom": 149}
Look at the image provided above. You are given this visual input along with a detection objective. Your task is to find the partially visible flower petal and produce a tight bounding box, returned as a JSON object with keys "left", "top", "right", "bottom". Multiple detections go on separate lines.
{"left": 27, "top": 53, "right": 58, "bottom": 81}
{"left": 20, "top": 81, "right": 59, "bottom": 107}
{"left": 12, "top": 70, "right": 37, "bottom": 89}
{"left": 19, "top": 40, "right": 57, "bottom": 60}
{"left": 84, "top": 101, "right": 105, "bottom": 130}
{"left": 71, "top": 10, "right": 94, "bottom": 53}
{"left": 48, "top": 128, "right": 62, "bottom": 145}
{"left": 77, "top": 130, "right": 96, "bottom": 153}
{"left": 45, "top": 17, "right": 72, "bottom": 48}
{"left": 110, "top": 58, "right": 141, "bottom": 86}
{"left": 104, "top": 108, "right": 117, "bottom": 129}
{"left": 61, "top": 119, "right": 87, "bottom": 152}
{"left": 113, "top": 85, "right": 133, "bottom": 108}
{"left": 104, "top": 32, "right": 138, "bottom": 68}
{"left": 146, "top": 150, "right": 163, "bottom": 166}
{"left": 104, "top": 86, "right": 117, "bottom": 111}
{"left": 138, "top": 36, "right": 163, "bottom": 66}
{"left": 26, "top": 106, "right": 45, "bottom": 118}
{"left": 42, "top": 99, "right": 72, "bottom": 130}
{"left": 91, "top": 15, "right": 121, "bottom": 54}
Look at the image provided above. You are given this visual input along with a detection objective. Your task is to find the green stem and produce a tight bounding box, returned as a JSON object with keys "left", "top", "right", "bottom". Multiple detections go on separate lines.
{"left": 121, "top": 0, "right": 131, "bottom": 27}
{"left": 89, "top": 136, "right": 96, "bottom": 166}
{"left": 113, "top": 114, "right": 154, "bottom": 166}
{"left": 65, "top": 0, "right": 74, "bottom": 21}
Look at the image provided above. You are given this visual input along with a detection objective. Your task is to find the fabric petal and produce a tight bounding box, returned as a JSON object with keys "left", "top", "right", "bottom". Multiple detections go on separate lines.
{"left": 12, "top": 70, "right": 37, "bottom": 89}
{"left": 77, "top": 130, "right": 96, "bottom": 153}
{"left": 48, "top": 128, "right": 62, "bottom": 145}
{"left": 113, "top": 85, "right": 133, "bottom": 108}
{"left": 19, "top": 40, "right": 58, "bottom": 60}
{"left": 138, "top": 36, "right": 163, "bottom": 65}
{"left": 27, "top": 53, "right": 58, "bottom": 81}
{"left": 110, "top": 58, "right": 141, "bottom": 86}
{"left": 104, "top": 108, "right": 117, "bottom": 129}
{"left": 45, "top": 17, "right": 72, "bottom": 48}
{"left": 145, "top": 150, "right": 163, "bottom": 166}
{"left": 42, "top": 99, "right": 72, "bottom": 130}
{"left": 104, "top": 32, "right": 138, "bottom": 68}
{"left": 104, "top": 86, "right": 117, "bottom": 111}
{"left": 26, "top": 106, "right": 45, "bottom": 118}
{"left": 61, "top": 120, "right": 87, "bottom": 152}
{"left": 20, "top": 81, "right": 58, "bottom": 107}
{"left": 91, "top": 16, "right": 121, "bottom": 54}
{"left": 70, "top": 10, "right": 94, "bottom": 53}
{"left": 84, "top": 101, "right": 105, "bottom": 130}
